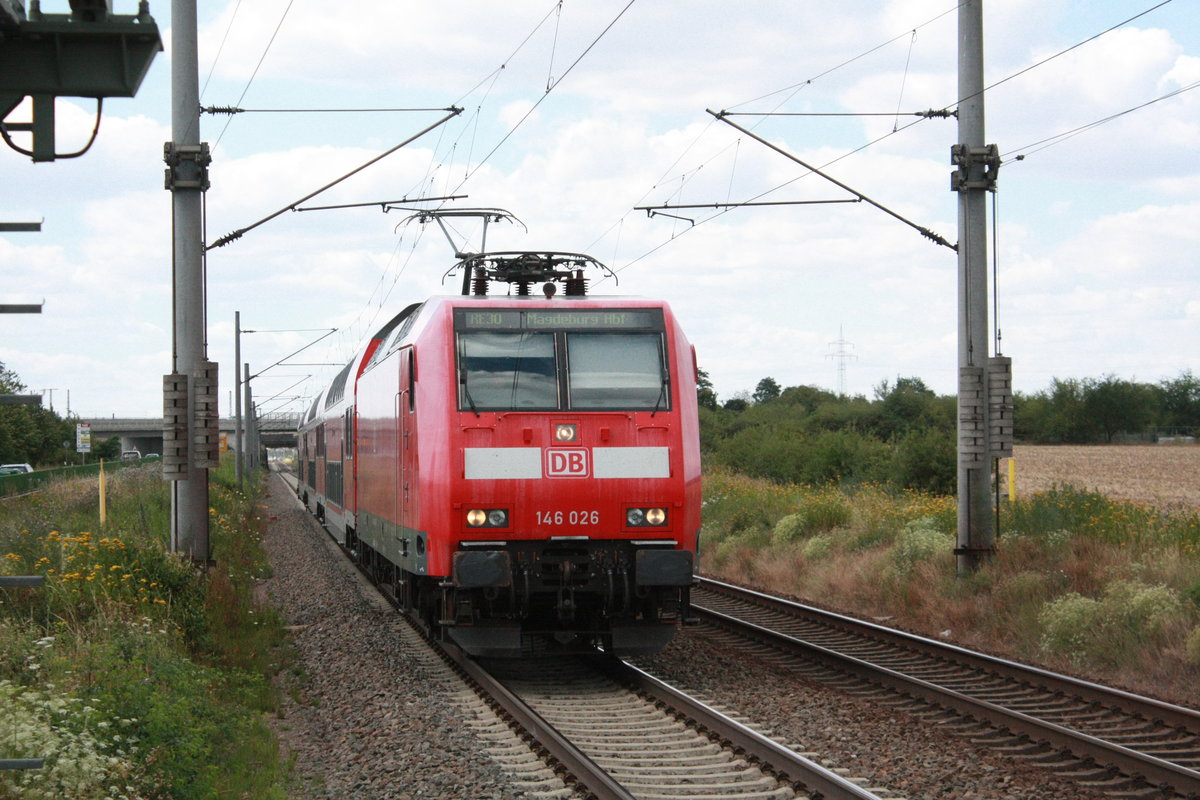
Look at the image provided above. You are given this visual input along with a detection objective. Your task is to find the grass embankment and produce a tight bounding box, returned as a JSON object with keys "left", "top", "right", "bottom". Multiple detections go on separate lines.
{"left": 701, "top": 466, "right": 1200, "bottom": 705}
{"left": 0, "top": 462, "right": 289, "bottom": 800}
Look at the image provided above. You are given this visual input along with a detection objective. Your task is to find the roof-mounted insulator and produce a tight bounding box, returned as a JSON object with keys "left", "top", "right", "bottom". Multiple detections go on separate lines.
{"left": 471, "top": 267, "right": 489, "bottom": 296}
{"left": 565, "top": 269, "right": 588, "bottom": 296}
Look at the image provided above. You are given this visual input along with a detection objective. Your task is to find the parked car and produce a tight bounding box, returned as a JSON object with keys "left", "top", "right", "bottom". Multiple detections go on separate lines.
{"left": 0, "top": 463, "right": 34, "bottom": 476}
{"left": 121, "top": 450, "right": 141, "bottom": 460}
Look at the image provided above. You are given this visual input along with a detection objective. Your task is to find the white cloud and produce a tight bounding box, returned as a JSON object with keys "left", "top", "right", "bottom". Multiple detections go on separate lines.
{"left": 2, "top": 1, "right": 1197, "bottom": 415}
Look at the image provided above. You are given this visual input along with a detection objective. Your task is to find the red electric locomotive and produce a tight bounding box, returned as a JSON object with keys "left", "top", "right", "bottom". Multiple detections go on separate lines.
{"left": 297, "top": 252, "right": 700, "bottom": 656}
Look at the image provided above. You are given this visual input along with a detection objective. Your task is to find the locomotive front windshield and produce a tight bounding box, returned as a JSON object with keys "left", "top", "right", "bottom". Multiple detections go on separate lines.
{"left": 456, "top": 308, "right": 669, "bottom": 413}
{"left": 457, "top": 332, "right": 559, "bottom": 409}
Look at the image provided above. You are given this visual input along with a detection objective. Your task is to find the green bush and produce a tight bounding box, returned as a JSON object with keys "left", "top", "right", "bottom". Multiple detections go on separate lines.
{"left": 802, "top": 492, "right": 853, "bottom": 532}
{"left": 804, "top": 430, "right": 891, "bottom": 485}
{"left": 802, "top": 534, "right": 833, "bottom": 561}
{"left": 772, "top": 493, "right": 853, "bottom": 546}
{"left": 1105, "top": 580, "right": 1183, "bottom": 642}
{"left": 889, "top": 427, "right": 955, "bottom": 494}
{"left": 714, "top": 426, "right": 807, "bottom": 484}
{"left": 1038, "top": 580, "right": 1187, "bottom": 666}
{"left": 712, "top": 426, "right": 892, "bottom": 487}
{"left": 773, "top": 513, "right": 806, "bottom": 545}
{"left": 1038, "top": 593, "right": 1101, "bottom": 660}
{"left": 891, "top": 517, "right": 952, "bottom": 574}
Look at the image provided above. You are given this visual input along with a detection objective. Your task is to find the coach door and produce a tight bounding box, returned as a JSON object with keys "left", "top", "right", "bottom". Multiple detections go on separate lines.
{"left": 398, "top": 348, "right": 415, "bottom": 526}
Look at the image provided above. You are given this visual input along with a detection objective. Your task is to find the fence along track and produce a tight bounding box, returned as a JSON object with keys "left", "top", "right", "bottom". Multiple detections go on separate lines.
{"left": 693, "top": 577, "right": 1200, "bottom": 799}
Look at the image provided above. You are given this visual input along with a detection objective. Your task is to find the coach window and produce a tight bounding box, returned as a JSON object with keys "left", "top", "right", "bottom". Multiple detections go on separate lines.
{"left": 458, "top": 332, "right": 558, "bottom": 410}
{"left": 567, "top": 333, "right": 666, "bottom": 410}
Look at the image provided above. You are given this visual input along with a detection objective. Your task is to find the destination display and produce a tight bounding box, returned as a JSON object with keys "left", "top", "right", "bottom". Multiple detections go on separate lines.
{"left": 455, "top": 308, "right": 663, "bottom": 331}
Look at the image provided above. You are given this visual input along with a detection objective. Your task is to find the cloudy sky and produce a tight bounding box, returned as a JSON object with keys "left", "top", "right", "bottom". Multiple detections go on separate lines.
{"left": 2, "top": 0, "right": 1197, "bottom": 418}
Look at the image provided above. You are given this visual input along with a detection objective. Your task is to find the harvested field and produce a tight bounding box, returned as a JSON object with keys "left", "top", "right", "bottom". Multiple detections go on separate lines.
{"left": 1008, "top": 444, "right": 1200, "bottom": 511}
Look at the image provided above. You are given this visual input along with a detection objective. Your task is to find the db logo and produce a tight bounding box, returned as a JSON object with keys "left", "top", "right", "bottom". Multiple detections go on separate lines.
{"left": 546, "top": 449, "right": 589, "bottom": 477}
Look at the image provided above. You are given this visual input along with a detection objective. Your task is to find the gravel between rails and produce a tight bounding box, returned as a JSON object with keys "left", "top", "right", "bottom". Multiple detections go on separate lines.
{"left": 256, "top": 474, "right": 555, "bottom": 800}
{"left": 257, "top": 471, "right": 1108, "bottom": 799}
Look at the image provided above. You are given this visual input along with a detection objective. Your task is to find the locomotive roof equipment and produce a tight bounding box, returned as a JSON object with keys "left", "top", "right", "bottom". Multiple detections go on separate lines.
{"left": 447, "top": 250, "right": 617, "bottom": 297}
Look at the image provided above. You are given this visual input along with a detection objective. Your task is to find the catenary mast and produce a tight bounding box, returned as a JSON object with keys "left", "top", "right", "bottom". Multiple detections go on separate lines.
{"left": 954, "top": 0, "right": 1008, "bottom": 575}
{"left": 164, "top": 0, "right": 215, "bottom": 562}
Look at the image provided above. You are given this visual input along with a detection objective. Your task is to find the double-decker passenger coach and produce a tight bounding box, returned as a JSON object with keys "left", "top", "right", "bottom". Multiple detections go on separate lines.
{"left": 298, "top": 252, "right": 700, "bottom": 656}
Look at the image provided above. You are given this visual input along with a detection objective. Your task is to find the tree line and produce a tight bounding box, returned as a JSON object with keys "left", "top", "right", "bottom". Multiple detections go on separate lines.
{"left": 0, "top": 361, "right": 124, "bottom": 467}
{"left": 7, "top": 355, "right": 1196, "bottom": 478}
{"left": 698, "top": 370, "right": 1200, "bottom": 494}
{"left": 0, "top": 361, "right": 74, "bottom": 466}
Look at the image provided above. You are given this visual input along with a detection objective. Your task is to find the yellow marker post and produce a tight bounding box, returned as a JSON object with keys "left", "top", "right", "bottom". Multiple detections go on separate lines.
{"left": 99, "top": 459, "right": 107, "bottom": 527}
{"left": 1007, "top": 458, "right": 1016, "bottom": 502}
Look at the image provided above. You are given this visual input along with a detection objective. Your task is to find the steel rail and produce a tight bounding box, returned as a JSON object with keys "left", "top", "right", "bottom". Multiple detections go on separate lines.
{"left": 283, "top": 471, "right": 893, "bottom": 799}
{"left": 440, "top": 643, "right": 637, "bottom": 800}
{"left": 601, "top": 656, "right": 890, "bottom": 800}
{"left": 279, "top": 470, "right": 633, "bottom": 799}
{"left": 697, "top": 576, "right": 1200, "bottom": 731}
{"left": 694, "top": 578, "right": 1200, "bottom": 796}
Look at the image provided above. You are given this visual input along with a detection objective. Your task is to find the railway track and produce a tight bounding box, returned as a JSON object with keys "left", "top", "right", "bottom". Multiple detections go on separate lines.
{"left": 455, "top": 647, "right": 903, "bottom": 800}
{"left": 397, "top": 584, "right": 906, "bottom": 799}
{"left": 280, "top": 473, "right": 901, "bottom": 799}
{"left": 691, "top": 576, "right": 1200, "bottom": 799}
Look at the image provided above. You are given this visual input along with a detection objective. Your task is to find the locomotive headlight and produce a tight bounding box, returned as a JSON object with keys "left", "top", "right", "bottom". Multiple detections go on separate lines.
{"left": 555, "top": 423, "right": 578, "bottom": 442}
{"left": 626, "top": 507, "right": 668, "bottom": 527}
{"left": 467, "top": 508, "right": 509, "bottom": 528}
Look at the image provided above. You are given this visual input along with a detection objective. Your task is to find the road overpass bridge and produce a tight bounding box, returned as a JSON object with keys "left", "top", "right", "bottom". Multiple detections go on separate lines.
{"left": 80, "top": 413, "right": 301, "bottom": 456}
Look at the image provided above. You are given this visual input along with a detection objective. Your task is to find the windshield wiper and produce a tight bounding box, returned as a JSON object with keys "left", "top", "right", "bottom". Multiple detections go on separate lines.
{"left": 460, "top": 368, "right": 480, "bottom": 417}
{"left": 651, "top": 374, "right": 668, "bottom": 417}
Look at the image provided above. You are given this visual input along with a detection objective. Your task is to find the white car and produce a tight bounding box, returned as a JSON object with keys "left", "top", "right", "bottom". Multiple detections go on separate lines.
{"left": 0, "top": 463, "right": 34, "bottom": 475}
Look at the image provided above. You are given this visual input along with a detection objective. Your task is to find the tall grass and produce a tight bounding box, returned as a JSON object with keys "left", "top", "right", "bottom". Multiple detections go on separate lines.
{"left": 700, "top": 466, "right": 1200, "bottom": 704}
{"left": 0, "top": 461, "right": 290, "bottom": 800}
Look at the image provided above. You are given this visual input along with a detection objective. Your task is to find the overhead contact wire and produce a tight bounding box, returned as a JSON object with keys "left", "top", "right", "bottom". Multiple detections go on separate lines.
{"left": 964, "top": 0, "right": 1177, "bottom": 108}
{"left": 215, "top": 0, "right": 296, "bottom": 147}
{"left": 1004, "top": 78, "right": 1200, "bottom": 162}
{"left": 613, "top": 1, "right": 1179, "bottom": 276}
{"left": 455, "top": 0, "right": 638, "bottom": 190}
{"left": 199, "top": 0, "right": 242, "bottom": 101}
{"left": 595, "top": 5, "right": 959, "bottom": 269}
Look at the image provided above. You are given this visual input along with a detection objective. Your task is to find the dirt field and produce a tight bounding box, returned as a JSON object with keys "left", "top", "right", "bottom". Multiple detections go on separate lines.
{"left": 1008, "top": 444, "right": 1200, "bottom": 511}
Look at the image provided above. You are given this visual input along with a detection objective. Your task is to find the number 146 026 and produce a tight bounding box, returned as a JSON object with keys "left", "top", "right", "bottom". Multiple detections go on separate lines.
{"left": 536, "top": 510, "right": 600, "bottom": 525}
